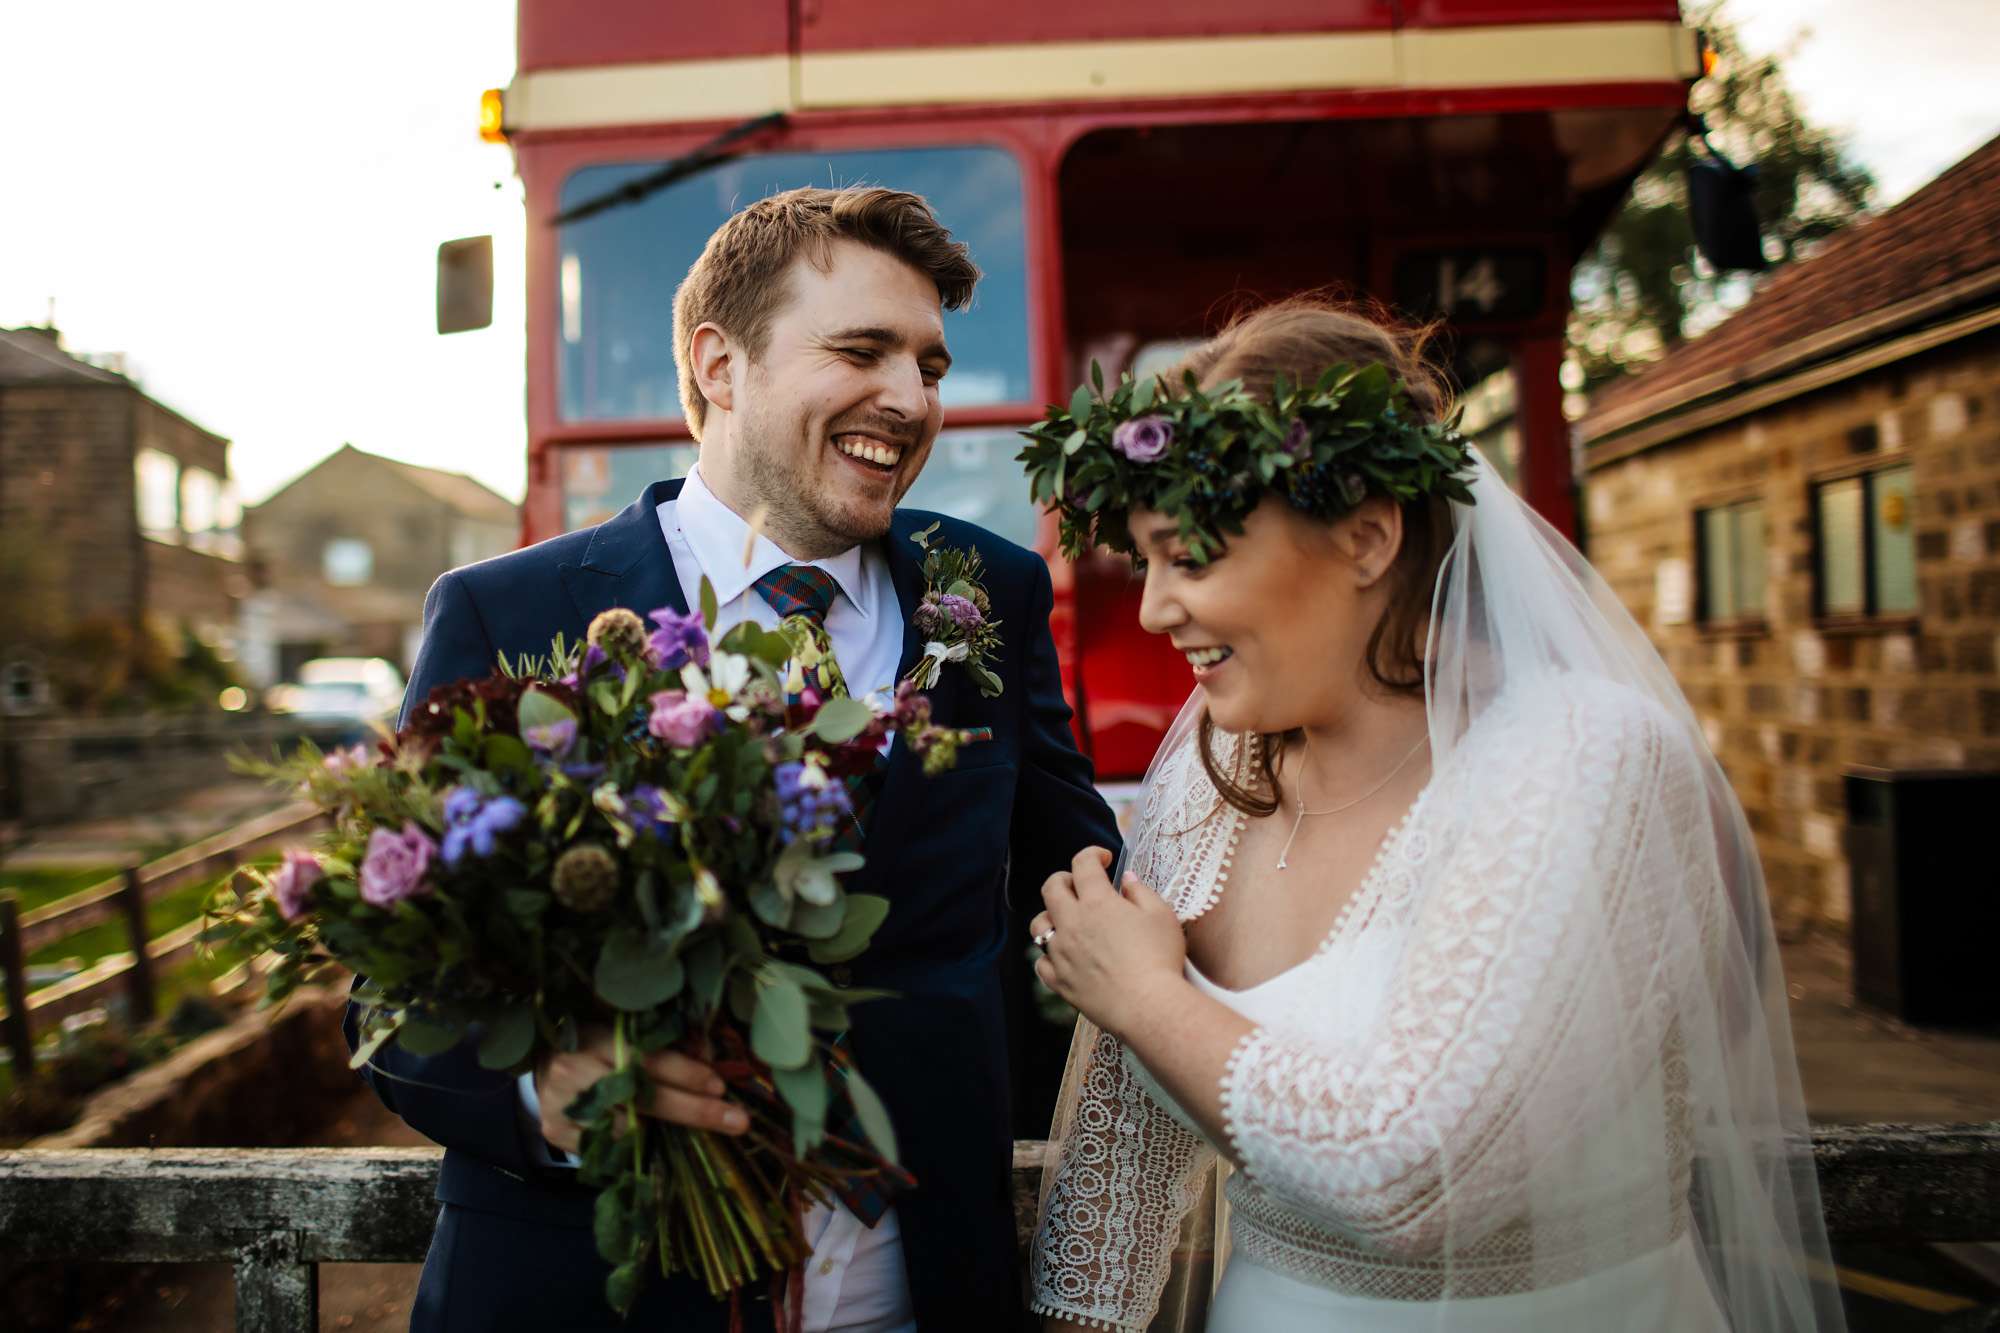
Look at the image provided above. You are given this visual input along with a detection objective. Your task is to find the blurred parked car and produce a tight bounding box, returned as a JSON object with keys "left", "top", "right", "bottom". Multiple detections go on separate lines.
{"left": 264, "top": 657, "right": 405, "bottom": 737}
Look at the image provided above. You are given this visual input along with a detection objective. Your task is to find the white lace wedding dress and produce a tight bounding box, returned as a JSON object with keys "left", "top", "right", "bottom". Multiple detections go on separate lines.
{"left": 1029, "top": 676, "right": 1732, "bottom": 1331}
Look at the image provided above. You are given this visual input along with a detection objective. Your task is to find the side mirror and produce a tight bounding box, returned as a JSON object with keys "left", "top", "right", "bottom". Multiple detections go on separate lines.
{"left": 1686, "top": 151, "right": 1766, "bottom": 273}
{"left": 436, "top": 235, "right": 494, "bottom": 334}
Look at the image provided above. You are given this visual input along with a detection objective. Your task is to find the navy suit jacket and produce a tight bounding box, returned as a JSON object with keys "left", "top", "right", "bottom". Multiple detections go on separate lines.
{"left": 346, "top": 479, "right": 1118, "bottom": 1332}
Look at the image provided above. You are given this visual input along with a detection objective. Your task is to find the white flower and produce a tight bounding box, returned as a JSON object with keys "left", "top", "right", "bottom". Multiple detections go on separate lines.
{"left": 681, "top": 651, "right": 753, "bottom": 720}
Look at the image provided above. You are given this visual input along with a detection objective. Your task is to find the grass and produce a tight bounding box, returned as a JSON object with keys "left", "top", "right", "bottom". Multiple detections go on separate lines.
{"left": 0, "top": 864, "right": 123, "bottom": 914}
{"left": 21, "top": 857, "right": 277, "bottom": 989}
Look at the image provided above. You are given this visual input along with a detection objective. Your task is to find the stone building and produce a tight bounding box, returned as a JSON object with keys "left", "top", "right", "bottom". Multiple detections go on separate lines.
{"left": 1579, "top": 134, "right": 2000, "bottom": 935}
{"left": 240, "top": 444, "right": 517, "bottom": 683}
{"left": 0, "top": 326, "right": 247, "bottom": 712}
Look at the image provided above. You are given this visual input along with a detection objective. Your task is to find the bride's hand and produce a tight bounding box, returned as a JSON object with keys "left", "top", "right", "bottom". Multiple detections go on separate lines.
{"left": 1031, "top": 846, "right": 1187, "bottom": 1041}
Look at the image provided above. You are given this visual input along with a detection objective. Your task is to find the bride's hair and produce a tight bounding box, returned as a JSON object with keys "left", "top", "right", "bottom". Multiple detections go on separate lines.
{"left": 1176, "top": 295, "right": 1459, "bottom": 817}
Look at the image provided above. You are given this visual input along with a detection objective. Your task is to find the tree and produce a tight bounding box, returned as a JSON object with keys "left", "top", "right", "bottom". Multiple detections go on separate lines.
{"left": 1566, "top": 2, "right": 1877, "bottom": 393}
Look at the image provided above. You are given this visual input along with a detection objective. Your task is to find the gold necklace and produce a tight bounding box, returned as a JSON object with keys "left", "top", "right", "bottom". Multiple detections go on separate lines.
{"left": 1274, "top": 729, "right": 1430, "bottom": 871}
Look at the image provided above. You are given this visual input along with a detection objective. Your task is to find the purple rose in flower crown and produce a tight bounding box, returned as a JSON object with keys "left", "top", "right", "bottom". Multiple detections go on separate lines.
{"left": 646, "top": 607, "right": 711, "bottom": 671}
{"left": 647, "top": 690, "right": 721, "bottom": 748}
{"left": 1112, "top": 414, "right": 1173, "bottom": 462}
{"left": 269, "top": 847, "right": 324, "bottom": 921}
{"left": 1282, "top": 418, "right": 1311, "bottom": 460}
{"left": 359, "top": 822, "right": 438, "bottom": 907}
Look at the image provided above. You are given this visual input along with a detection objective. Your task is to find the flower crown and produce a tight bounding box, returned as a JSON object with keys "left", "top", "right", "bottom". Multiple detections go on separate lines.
{"left": 1018, "top": 361, "right": 1478, "bottom": 564}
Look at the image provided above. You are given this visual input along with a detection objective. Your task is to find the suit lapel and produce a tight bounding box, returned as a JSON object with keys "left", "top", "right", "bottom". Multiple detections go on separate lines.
{"left": 851, "top": 512, "right": 959, "bottom": 900}
{"left": 557, "top": 478, "right": 691, "bottom": 630}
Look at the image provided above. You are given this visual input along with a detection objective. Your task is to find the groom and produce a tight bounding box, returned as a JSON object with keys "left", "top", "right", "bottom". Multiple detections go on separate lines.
{"left": 348, "top": 185, "right": 1118, "bottom": 1331}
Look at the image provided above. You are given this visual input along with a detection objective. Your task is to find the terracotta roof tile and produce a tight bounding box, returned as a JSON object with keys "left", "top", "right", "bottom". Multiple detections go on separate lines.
{"left": 1586, "top": 132, "right": 2000, "bottom": 426}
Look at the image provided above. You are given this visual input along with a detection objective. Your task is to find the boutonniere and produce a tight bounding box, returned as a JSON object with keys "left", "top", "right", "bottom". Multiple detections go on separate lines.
{"left": 903, "top": 522, "right": 1004, "bottom": 698}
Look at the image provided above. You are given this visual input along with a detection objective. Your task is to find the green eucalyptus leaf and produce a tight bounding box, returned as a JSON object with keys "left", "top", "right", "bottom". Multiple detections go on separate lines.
{"left": 475, "top": 1006, "right": 536, "bottom": 1070}
{"left": 844, "top": 1068, "right": 899, "bottom": 1164}
{"left": 790, "top": 895, "right": 847, "bottom": 939}
{"left": 749, "top": 877, "right": 792, "bottom": 928}
{"left": 396, "top": 1015, "right": 462, "bottom": 1057}
{"left": 687, "top": 936, "right": 727, "bottom": 1014}
{"left": 518, "top": 686, "right": 577, "bottom": 733}
{"left": 699, "top": 576, "right": 719, "bottom": 630}
{"left": 751, "top": 970, "right": 811, "bottom": 1070}
{"left": 807, "top": 697, "right": 875, "bottom": 744}
{"left": 593, "top": 928, "right": 685, "bottom": 1011}
{"left": 806, "top": 893, "right": 890, "bottom": 964}
{"left": 774, "top": 1061, "right": 830, "bottom": 1156}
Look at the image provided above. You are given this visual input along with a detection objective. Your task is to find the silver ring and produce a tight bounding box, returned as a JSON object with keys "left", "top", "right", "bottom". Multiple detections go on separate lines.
{"left": 1032, "top": 927, "right": 1056, "bottom": 949}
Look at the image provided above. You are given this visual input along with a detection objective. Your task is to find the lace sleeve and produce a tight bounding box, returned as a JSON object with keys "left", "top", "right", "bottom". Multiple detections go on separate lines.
{"left": 1219, "top": 678, "right": 1715, "bottom": 1260}
{"left": 1030, "top": 1023, "right": 1217, "bottom": 1330}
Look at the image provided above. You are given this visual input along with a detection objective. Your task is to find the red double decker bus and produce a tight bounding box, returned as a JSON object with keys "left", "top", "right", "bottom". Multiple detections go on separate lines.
{"left": 472, "top": 0, "right": 1699, "bottom": 778}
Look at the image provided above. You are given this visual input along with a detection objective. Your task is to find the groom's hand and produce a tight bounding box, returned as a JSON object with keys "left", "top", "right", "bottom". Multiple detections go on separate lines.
{"left": 533, "top": 1030, "right": 750, "bottom": 1153}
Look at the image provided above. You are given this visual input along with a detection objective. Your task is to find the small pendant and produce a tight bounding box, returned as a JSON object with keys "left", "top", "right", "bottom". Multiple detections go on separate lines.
{"left": 1276, "top": 855, "right": 1288, "bottom": 871}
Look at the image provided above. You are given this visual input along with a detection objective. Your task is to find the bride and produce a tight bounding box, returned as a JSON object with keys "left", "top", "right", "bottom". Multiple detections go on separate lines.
{"left": 1020, "top": 298, "right": 1845, "bottom": 1331}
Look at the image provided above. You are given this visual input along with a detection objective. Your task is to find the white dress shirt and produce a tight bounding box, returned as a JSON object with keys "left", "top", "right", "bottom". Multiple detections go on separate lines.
{"left": 517, "top": 464, "right": 915, "bottom": 1332}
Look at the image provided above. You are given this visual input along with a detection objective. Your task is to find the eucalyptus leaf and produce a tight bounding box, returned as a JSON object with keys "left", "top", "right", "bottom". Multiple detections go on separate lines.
{"left": 593, "top": 929, "right": 685, "bottom": 1011}
{"left": 475, "top": 1006, "right": 536, "bottom": 1070}
{"left": 844, "top": 1068, "right": 900, "bottom": 1164}
{"left": 790, "top": 896, "right": 847, "bottom": 939}
{"left": 699, "top": 576, "right": 719, "bottom": 630}
{"left": 518, "top": 686, "right": 577, "bottom": 733}
{"left": 686, "top": 936, "right": 727, "bottom": 1014}
{"left": 806, "top": 893, "right": 891, "bottom": 964}
{"left": 749, "top": 877, "right": 793, "bottom": 928}
{"left": 396, "top": 1015, "right": 463, "bottom": 1057}
{"left": 807, "top": 697, "right": 875, "bottom": 744}
{"left": 751, "top": 971, "right": 812, "bottom": 1070}
{"left": 774, "top": 1061, "right": 830, "bottom": 1156}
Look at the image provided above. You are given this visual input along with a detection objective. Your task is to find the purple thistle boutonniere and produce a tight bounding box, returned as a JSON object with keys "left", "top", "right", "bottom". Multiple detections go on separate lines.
{"left": 902, "top": 522, "right": 1004, "bottom": 698}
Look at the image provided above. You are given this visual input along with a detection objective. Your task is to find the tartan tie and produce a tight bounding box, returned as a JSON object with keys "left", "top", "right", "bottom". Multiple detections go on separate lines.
{"left": 751, "top": 565, "right": 881, "bottom": 852}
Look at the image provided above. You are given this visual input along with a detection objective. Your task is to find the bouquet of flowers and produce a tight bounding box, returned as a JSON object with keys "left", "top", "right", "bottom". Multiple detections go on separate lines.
{"left": 205, "top": 587, "right": 977, "bottom": 1321}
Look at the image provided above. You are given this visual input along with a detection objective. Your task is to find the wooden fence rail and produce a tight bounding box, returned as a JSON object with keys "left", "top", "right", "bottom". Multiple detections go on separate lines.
{"left": 0, "top": 803, "right": 327, "bottom": 1072}
{"left": 2, "top": 1125, "right": 1997, "bottom": 1333}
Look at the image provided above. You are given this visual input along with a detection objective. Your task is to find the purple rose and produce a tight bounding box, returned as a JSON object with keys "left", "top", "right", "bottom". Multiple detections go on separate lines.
{"left": 359, "top": 822, "right": 437, "bottom": 908}
{"left": 939, "top": 593, "right": 983, "bottom": 629}
{"left": 269, "top": 848, "right": 323, "bottom": 922}
{"left": 1111, "top": 415, "right": 1173, "bottom": 463}
{"left": 647, "top": 690, "right": 721, "bottom": 748}
{"left": 1282, "top": 418, "right": 1311, "bottom": 460}
{"left": 646, "top": 607, "right": 711, "bottom": 671}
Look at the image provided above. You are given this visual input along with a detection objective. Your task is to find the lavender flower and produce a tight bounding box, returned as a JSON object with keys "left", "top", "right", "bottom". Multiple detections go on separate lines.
{"left": 626, "top": 784, "right": 677, "bottom": 838}
{"left": 440, "top": 788, "right": 527, "bottom": 866}
{"left": 359, "top": 822, "right": 438, "bottom": 907}
{"left": 1282, "top": 418, "right": 1311, "bottom": 460}
{"left": 774, "top": 760, "right": 852, "bottom": 844}
{"left": 647, "top": 690, "right": 721, "bottom": 748}
{"left": 269, "top": 848, "right": 323, "bottom": 922}
{"left": 938, "top": 593, "right": 983, "bottom": 629}
{"left": 560, "top": 643, "right": 611, "bottom": 688}
{"left": 1111, "top": 415, "right": 1173, "bottom": 463}
{"left": 646, "top": 607, "right": 711, "bottom": 671}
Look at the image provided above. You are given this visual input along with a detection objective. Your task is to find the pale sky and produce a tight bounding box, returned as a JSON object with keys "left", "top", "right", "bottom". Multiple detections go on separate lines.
{"left": 3, "top": 2, "right": 1995, "bottom": 508}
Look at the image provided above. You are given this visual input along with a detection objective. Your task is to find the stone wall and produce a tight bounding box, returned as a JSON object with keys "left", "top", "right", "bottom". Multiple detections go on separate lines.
{"left": 1584, "top": 327, "right": 2000, "bottom": 933}
{"left": 0, "top": 382, "right": 141, "bottom": 630}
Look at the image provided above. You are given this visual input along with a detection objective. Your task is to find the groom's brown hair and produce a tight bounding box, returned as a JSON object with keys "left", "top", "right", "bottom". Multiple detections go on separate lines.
{"left": 672, "top": 186, "right": 981, "bottom": 440}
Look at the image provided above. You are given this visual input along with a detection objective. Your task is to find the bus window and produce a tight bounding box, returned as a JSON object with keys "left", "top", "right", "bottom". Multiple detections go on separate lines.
{"left": 557, "top": 146, "right": 1031, "bottom": 424}
{"left": 559, "top": 443, "right": 698, "bottom": 531}
{"left": 896, "top": 427, "right": 1039, "bottom": 549}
